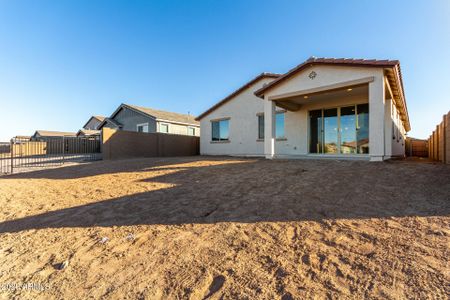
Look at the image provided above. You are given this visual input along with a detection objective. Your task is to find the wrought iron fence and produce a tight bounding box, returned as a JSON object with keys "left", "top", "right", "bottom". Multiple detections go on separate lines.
{"left": 0, "top": 136, "right": 101, "bottom": 175}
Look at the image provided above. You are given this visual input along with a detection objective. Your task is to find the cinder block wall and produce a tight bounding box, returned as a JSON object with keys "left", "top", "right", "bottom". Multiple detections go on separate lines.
{"left": 446, "top": 113, "right": 450, "bottom": 164}
{"left": 102, "top": 128, "right": 199, "bottom": 160}
{"left": 428, "top": 111, "right": 450, "bottom": 164}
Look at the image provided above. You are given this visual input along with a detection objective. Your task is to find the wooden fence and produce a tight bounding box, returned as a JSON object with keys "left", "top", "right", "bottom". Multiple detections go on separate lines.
{"left": 102, "top": 128, "right": 199, "bottom": 160}
{"left": 428, "top": 111, "right": 450, "bottom": 164}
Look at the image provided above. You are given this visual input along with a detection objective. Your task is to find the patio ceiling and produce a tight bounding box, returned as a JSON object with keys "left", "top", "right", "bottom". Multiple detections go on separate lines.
{"left": 273, "top": 84, "right": 368, "bottom": 112}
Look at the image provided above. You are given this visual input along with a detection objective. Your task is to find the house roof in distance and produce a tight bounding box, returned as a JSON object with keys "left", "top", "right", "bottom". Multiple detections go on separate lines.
{"left": 33, "top": 130, "right": 77, "bottom": 137}
{"left": 195, "top": 72, "right": 281, "bottom": 121}
{"left": 76, "top": 129, "right": 101, "bottom": 136}
{"left": 83, "top": 115, "right": 106, "bottom": 129}
{"left": 116, "top": 103, "right": 200, "bottom": 126}
{"left": 97, "top": 118, "right": 123, "bottom": 129}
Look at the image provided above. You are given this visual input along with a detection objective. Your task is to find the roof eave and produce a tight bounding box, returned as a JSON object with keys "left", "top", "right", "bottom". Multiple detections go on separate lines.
{"left": 254, "top": 60, "right": 400, "bottom": 98}
{"left": 195, "top": 73, "right": 281, "bottom": 121}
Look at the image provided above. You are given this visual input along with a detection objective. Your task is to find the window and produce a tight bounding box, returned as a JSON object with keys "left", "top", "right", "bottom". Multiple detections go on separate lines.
{"left": 136, "top": 123, "right": 149, "bottom": 133}
{"left": 257, "top": 112, "right": 285, "bottom": 139}
{"left": 211, "top": 119, "right": 229, "bottom": 141}
{"left": 160, "top": 123, "right": 169, "bottom": 133}
{"left": 258, "top": 115, "right": 264, "bottom": 139}
{"left": 188, "top": 127, "right": 195, "bottom": 136}
{"left": 276, "top": 112, "right": 285, "bottom": 138}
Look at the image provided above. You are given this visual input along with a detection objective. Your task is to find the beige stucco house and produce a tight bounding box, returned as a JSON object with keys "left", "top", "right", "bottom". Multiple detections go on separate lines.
{"left": 196, "top": 57, "right": 410, "bottom": 161}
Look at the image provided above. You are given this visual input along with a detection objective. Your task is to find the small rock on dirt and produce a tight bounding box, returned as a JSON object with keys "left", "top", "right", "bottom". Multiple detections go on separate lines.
{"left": 59, "top": 260, "right": 69, "bottom": 270}
{"left": 99, "top": 237, "right": 110, "bottom": 244}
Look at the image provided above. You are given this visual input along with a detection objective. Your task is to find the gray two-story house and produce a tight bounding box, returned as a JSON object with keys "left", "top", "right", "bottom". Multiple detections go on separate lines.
{"left": 98, "top": 103, "right": 200, "bottom": 136}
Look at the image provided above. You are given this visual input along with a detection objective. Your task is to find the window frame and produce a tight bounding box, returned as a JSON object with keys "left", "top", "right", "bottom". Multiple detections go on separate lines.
{"left": 256, "top": 111, "right": 286, "bottom": 140}
{"left": 211, "top": 118, "right": 230, "bottom": 142}
{"left": 187, "top": 126, "right": 196, "bottom": 136}
{"left": 136, "top": 122, "right": 149, "bottom": 133}
{"left": 275, "top": 111, "right": 286, "bottom": 139}
{"left": 159, "top": 123, "right": 169, "bottom": 134}
{"left": 257, "top": 113, "right": 264, "bottom": 140}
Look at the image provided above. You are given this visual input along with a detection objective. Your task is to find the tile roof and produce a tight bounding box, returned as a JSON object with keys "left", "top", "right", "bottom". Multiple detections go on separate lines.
{"left": 254, "top": 57, "right": 400, "bottom": 97}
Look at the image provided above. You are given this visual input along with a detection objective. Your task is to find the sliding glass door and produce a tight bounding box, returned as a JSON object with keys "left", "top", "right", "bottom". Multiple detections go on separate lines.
{"left": 323, "top": 108, "right": 338, "bottom": 154}
{"left": 356, "top": 104, "right": 369, "bottom": 154}
{"left": 340, "top": 106, "right": 357, "bottom": 154}
{"left": 309, "top": 110, "right": 323, "bottom": 153}
{"left": 309, "top": 104, "right": 369, "bottom": 155}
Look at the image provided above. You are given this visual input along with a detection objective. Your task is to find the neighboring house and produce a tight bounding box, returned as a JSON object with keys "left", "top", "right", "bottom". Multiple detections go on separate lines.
{"left": 98, "top": 103, "right": 200, "bottom": 136}
{"left": 76, "top": 129, "right": 101, "bottom": 137}
{"left": 14, "top": 136, "right": 31, "bottom": 141}
{"left": 196, "top": 57, "right": 410, "bottom": 161}
{"left": 83, "top": 116, "right": 106, "bottom": 130}
{"left": 31, "top": 130, "right": 77, "bottom": 141}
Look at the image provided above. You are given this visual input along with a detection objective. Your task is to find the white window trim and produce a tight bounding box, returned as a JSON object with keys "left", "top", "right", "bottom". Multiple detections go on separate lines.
{"left": 136, "top": 122, "right": 149, "bottom": 133}
{"left": 210, "top": 118, "right": 230, "bottom": 142}
{"left": 159, "top": 122, "right": 170, "bottom": 134}
{"left": 187, "top": 126, "right": 196, "bottom": 136}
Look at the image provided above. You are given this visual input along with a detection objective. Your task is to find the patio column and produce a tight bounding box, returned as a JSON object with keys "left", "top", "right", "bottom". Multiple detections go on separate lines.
{"left": 264, "top": 96, "right": 276, "bottom": 159}
{"left": 384, "top": 98, "right": 393, "bottom": 158}
{"left": 368, "top": 73, "right": 386, "bottom": 161}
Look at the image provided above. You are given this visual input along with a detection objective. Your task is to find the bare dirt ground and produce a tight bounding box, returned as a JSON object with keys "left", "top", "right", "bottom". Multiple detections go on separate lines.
{"left": 0, "top": 157, "right": 449, "bottom": 299}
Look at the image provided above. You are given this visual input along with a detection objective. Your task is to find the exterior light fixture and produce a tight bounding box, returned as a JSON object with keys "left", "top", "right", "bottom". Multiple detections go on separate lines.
{"left": 303, "top": 95, "right": 309, "bottom": 99}
{"left": 347, "top": 88, "right": 353, "bottom": 92}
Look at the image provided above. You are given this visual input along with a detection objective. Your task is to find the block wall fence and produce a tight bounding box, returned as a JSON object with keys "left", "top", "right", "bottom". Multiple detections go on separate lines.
{"left": 428, "top": 111, "right": 450, "bottom": 164}
{"left": 102, "top": 127, "right": 199, "bottom": 160}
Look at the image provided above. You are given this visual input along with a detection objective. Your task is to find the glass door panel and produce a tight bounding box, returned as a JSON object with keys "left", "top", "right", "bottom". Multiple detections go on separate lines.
{"left": 309, "top": 110, "right": 323, "bottom": 153}
{"left": 340, "top": 106, "right": 357, "bottom": 154}
{"left": 357, "top": 104, "right": 369, "bottom": 154}
{"left": 323, "top": 108, "right": 338, "bottom": 154}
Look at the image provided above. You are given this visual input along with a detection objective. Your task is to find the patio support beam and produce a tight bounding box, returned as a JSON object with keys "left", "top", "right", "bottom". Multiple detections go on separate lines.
{"left": 264, "top": 97, "right": 276, "bottom": 159}
{"left": 274, "top": 100, "right": 301, "bottom": 111}
{"left": 369, "top": 72, "right": 386, "bottom": 161}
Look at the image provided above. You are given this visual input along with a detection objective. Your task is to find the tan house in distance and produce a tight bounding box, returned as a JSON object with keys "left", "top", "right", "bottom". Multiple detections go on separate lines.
{"left": 197, "top": 57, "right": 410, "bottom": 161}
{"left": 31, "top": 130, "right": 77, "bottom": 141}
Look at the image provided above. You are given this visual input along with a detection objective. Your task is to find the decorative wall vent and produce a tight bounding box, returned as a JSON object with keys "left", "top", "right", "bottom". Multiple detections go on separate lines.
{"left": 309, "top": 71, "right": 317, "bottom": 79}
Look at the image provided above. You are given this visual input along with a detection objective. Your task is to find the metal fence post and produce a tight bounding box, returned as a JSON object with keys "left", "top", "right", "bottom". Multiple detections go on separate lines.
{"left": 10, "top": 138, "right": 13, "bottom": 174}
{"left": 62, "top": 136, "right": 65, "bottom": 164}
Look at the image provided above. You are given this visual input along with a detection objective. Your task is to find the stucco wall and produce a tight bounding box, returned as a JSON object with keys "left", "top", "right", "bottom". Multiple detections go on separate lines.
{"left": 199, "top": 77, "right": 276, "bottom": 156}
{"left": 390, "top": 99, "right": 406, "bottom": 157}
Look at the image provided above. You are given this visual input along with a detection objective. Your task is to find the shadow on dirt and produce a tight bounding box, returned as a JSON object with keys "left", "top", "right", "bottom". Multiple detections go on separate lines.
{"left": 0, "top": 157, "right": 449, "bottom": 233}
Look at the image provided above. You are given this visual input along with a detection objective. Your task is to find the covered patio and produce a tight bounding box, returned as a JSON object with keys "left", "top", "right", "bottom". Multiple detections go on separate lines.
{"left": 255, "top": 57, "right": 410, "bottom": 161}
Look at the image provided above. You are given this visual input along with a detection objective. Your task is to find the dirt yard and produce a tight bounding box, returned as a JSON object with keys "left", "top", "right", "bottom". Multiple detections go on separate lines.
{"left": 0, "top": 157, "right": 449, "bottom": 299}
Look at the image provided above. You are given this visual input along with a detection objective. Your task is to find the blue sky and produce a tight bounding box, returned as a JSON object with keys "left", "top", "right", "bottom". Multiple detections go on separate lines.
{"left": 0, "top": 0, "right": 449, "bottom": 140}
